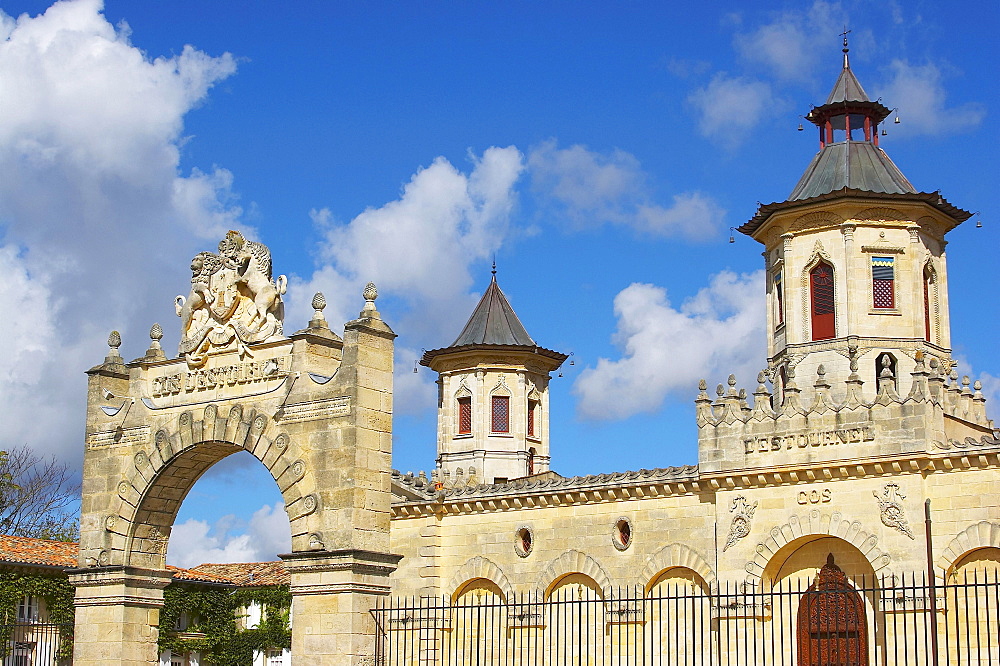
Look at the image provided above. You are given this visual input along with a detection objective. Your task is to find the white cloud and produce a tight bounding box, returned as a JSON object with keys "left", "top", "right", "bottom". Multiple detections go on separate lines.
{"left": 292, "top": 147, "right": 525, "bottom": 414}
{"left": 733, "top": 1, "right": 843, "bottom": 82}
{"left": 574, "top": 270, "right": 766, "bottom": 420}
{"left": 527, "top": 140, "right": 724, "bottom": 239}
{"left": 878, "top": 60, "right": 984, "bottom": 137}
{"left": 0, "top": 0, "right": 240, "bottom": 463}
{"left": 166, "top": 503, "right": 290, "bottom": 568}
{"left": 687, "top": 74, "right": 777, "bottom": 150}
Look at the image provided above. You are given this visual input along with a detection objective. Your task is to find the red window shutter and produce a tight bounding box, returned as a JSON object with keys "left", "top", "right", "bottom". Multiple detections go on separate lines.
{"left": 527, "top": 401, "right": 536, "bottom": 437}
{"left": 810, "top": 263, "right": 836, "bottom": 340}
{"left": 457, "top": 397, "right": 471, "bottom": 434}
{"left": 491, "top": 396, "right": 509, "bottom": 433}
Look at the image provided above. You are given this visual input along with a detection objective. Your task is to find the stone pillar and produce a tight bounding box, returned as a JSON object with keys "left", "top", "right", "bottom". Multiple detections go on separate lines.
{"left": 68, "top": 567, "right": 172, "bottom": 666}
{"left": 281, "top": 550, "right": 402, "bottom": 666}
{"left": 279, "top": 283, "right": 402, "bottom": 664}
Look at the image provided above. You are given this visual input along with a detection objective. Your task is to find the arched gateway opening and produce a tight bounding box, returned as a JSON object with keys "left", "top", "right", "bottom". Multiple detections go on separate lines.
{"left": 70, "top": 233, "right": 400, "bottom": 666}
{"left": 797, "top": 554, "right": 868, "bottom": 666}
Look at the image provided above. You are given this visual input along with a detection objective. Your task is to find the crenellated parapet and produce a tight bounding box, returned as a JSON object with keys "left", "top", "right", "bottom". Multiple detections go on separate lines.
{"left": 697, "top": 353, "right": 995, "bottom": 474}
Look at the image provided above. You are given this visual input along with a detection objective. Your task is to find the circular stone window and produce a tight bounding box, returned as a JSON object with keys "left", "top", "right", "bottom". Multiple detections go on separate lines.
{"left": 514, "top": 526, "right": 534, "bottom": 558}
{"left": 612, "top": 517, "right": 633, "bottom": 551}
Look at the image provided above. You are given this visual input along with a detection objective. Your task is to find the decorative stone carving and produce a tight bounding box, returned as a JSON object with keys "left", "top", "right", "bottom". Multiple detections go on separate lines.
{"left": 874, "top": 483, "right": 914, "bottom": 539}
{"left": 175, "top": 230, "right": 288, "bottom": 366}
{"left": 723, "top": 495, "right": 758, "bottom": 552}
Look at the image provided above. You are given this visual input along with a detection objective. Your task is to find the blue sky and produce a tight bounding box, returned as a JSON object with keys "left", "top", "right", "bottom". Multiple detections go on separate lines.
{"left": 0, "top": 0, "right": 997, "bottom": 566}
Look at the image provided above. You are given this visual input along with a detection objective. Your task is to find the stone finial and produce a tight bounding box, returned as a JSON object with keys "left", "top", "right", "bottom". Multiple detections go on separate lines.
{"left": 716, "top": 383, "right": 725, "bottom": 397}
{"left": 728, "top": 374, "right": 737, "bottom": 387}
{"left": 698, "top": 379, "right": 707, "bottom": 392}
{"left": 143, "top": 323, "right": 167, "bottom": 362}
{"left": 880, "top": 355, "right": 894, "bottom": 378}
{"left": 974, "top": 380, "right": 983, "bottom": 392}
{"left": 108, "top": 330, "right": 121, "bottom": 354}
{"left": 363, "top": 282, "right": 378, "bottom": 309}
{"left": 756, "top": 371, "right": 767, "bottom": 388}
{"left": 311, "top": 292, "right": 327, "bottom": 320}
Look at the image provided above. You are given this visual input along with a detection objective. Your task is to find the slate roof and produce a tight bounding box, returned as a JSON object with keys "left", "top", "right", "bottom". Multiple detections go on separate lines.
{"left": 420, "top": 274, "right": 567, "bottom": 367}
{"left": 788, "top": 141, "right": 916, "bottom": 201}
{"left": 825, "top": 63, "right": 871, "bottom": 104}
{"left": 451, "top": 275, "right": 534, "bottom": 347}
{"left": 0, "top": 535, "right": 77, "bottom": 568}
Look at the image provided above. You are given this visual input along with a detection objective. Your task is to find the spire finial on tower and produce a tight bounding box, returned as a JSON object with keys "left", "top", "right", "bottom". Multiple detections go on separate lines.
{"left": 491, "top": 257, "right": 497, "bottom": 278}
{"left": 840, "top": 27, "right": 852, "bottom": 69}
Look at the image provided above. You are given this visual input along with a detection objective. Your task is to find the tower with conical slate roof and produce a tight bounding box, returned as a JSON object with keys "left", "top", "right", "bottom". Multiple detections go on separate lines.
{"left": 420, "top": 270, "right": 567, "bottom": 484}
{"left": 739, "top": 37, "right": 972, "bottom": 396}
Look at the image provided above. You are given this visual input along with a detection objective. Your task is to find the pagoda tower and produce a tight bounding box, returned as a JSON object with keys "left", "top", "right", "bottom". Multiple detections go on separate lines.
{"left": 739, "top": 37, "right": 972, "bottom": 398}
{"left": 420, "top": 270, "right": 567, "bottom": 484}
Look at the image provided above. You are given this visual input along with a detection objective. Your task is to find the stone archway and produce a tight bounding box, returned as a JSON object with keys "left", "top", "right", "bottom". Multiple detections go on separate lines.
{"left": 70, "top": 237, "right": 399, "bottom": 666}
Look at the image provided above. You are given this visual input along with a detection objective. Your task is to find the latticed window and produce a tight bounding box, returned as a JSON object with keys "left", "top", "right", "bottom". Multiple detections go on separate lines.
{"left": 810, "top": 262, "right": 835, "bottom": 340}
{"left": 16, "top": 595, "right": 37, "bottom": 622}
{"left": 491, "top": 395, "right": 510, "bottom": 433}
{"left": 457, "top": 397, "right": 472, "bottom": 435}
{"left": 872, "top": 256, "right": 895, "bottom": 309}
{"left": 527, "top": 400, "right": 538, "bottom": 437}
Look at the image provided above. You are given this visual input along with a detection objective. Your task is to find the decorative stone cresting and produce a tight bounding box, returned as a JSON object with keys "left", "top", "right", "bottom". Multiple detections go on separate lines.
{"left": 447, "top": 556, "right": 515, "bottom": 602}
{"left": 536, "top": 549, "right": 612, "bottom": 596}
{"left": 640, "top": 543, "right": 716, "bottom": 589}
{"left": 937, "top": 521, "right": 1000, "bottom": 574}
{"left": 742, "top": 512, "right": 890, "bottom": 587}
{"left": 108, "top": 404, "right": 311, "bottom": 566}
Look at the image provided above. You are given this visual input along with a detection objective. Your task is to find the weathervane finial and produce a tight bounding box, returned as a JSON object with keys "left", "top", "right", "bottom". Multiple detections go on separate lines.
{"left": 840, "top": 27, "right": 852, "bottom": 69}
{"left": 491, "top": 257, "right": 497, "bottom": 277}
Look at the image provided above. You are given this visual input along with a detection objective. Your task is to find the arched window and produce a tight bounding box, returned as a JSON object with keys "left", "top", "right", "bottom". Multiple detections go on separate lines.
{"left": 796, "top": 554, "right": 868, "bottom": 666}
{"left": 527, "top": 447, "right": 536, "bottom": 476}
{"left": 810, "top": 262, "right": 836, "bottom": 340}
{"left": 923, "top": 266, "right": 935, "bottom": 343}
{"left": 875, "top": 352, "right": 897, "bottom": 391}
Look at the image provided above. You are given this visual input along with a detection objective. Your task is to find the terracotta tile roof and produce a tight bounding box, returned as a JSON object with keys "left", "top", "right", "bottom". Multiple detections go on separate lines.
{"left": 190, "top": 561, "right": 289, "bottom": 586}
{"left": 166, "top": 565, "right": 238, "bottom": 585}
{"left": 0, "top": 535, "right": 289, "bottom": 587}
{"left": 0, "top": 535, "right": 78, "bottom": 568}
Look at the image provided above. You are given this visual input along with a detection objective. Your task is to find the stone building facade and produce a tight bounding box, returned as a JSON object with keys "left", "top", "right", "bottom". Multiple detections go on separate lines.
{"left": 384, "top": 49, "right": 1000, "bottom": 616}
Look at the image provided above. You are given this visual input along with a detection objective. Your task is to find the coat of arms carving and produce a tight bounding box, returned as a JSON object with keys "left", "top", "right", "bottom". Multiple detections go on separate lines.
{"left": 175, "top": 230, "right": 287, "bottom": 366}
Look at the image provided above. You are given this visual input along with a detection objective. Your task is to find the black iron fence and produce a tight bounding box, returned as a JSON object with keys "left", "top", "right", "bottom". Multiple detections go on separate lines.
{"left": 0, "top": 623, "right": 72, "bottom": 666}
{"left": 372, "top": 570, "right": 1000, "bottom": 665}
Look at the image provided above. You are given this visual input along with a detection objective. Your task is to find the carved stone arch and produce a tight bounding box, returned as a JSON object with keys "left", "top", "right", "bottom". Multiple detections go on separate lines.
{"left": 937, "top": 521, "right": 1000, "bottom": 575}
{"left": 640, "top": 543, "right": 716, "bottom": 591}
{"left": 447, "top": 556, "right": 515, "bottom": 602}
{"left": 108, "top": 403, "right": 313, "bottom": 569}
{"left": 490, "top": 374, "right": 512, "bottom": 396}
{"left": 536, "top": 549, "right": 612, "bottom": 597}
{"left": 789, "top": 210, "right": 844, "bottom": 232}
{"left": 801, "top": 242, "right": 837, "bottom": 341}
{"left": 454, "top": 379, "right": 472, "bottom": 400}
{"left": 742, "top": 511, "right": 890, "bottom": 587}
{"left": 853, "top": 207, "right": 909, "bottom": 223}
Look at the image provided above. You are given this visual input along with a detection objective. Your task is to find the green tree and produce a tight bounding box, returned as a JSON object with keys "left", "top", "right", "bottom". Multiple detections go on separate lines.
{"left": 0, "top": 445, "right": 80, "bottom": 542}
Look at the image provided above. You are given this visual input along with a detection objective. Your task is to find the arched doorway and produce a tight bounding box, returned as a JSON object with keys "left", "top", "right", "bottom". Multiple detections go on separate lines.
{"left": 797, "top": 554, "right": 868, "bottom": 666}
